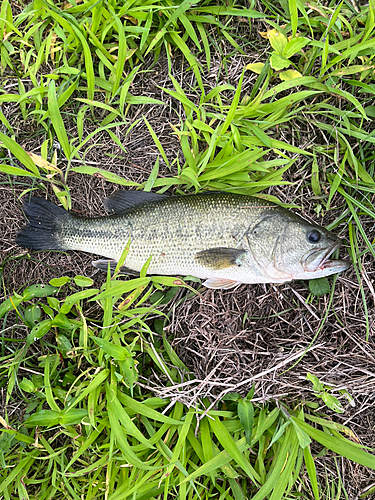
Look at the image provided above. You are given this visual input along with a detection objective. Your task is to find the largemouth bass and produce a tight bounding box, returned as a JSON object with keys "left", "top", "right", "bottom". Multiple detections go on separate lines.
{"left": 16, "top": 191, "right": 350, "bottom": 289}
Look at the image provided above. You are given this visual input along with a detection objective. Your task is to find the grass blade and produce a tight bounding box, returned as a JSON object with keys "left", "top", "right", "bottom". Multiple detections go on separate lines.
{"left": 48, "top": 80, "right": 71, "bottom": 159}
{"left": 0, "top": 133, "right": 40, "bottom": 176}
{"left": 209, "top": 416, "right": 260, "bottom": 483}
{"left": 291, "top": 417, "right": 375, "bottom": 469}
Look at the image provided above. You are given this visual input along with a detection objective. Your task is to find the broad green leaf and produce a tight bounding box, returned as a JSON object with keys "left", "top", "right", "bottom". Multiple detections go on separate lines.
{"left": 73, "top": 275, "right": 94, "bottom": 287}
{"left": 50, "top": 276, "right": 71, "bottom": 287}
{"left": 279, "top": 69, "right": 303, "bottom": 80}
{"left": 59, "top": 409, "right": 88, "bottom": 426}
{"left": 320, "top": 393, "right": 344, "bottom": 413}
{"left": 24, "top": 304, "right": 41, "bottom": 327}
{"left": 121, "top": 356, "right": 138, "bottom": 393}
{"left": 261, "top": 77, "right": 321, "bottom": 100}
{"left": 0, "top": 296, "right": 23, "bottom": 318}
{"left": 364, "top": 106, "right": 375, "bottom": 117}
{"left": 52, "top": 313, "right": 78, "bottom": 330}
{"left": 24, "top": 410, "right": 59, "bottom": 427}
{"left": 26, "top": 319, "right": 53, "bottom": 347}
{"left": 56, "top": 333, "right": 72, "bottom": 357}
{"left": 44, "top": 355, "right": 60, "bottom": 412}
{"left": 246, "top": 62, "right": 265, "bottom": 74}
{"left": 144, "top": 157, "right": 159, "bottom": 192}
{"left": 140, "top": 10, "right": 152, "bottom": 52}
{"left": 283, "top": 37, "right": 310, "bottom": 58}
{"left": 290, "top": 419, "right": 312, "bottom": 448}
{"left": 270, "top": 53, "right": 290, "bottom": 71}
{"left": 114, "top": 239, "right": 131, "bottom": 275}
{"left": 75, "top": 98, "right": 121, "bottom": 117}
{"left": 197, "top": 22, "right": 210, "bottom": 70}
{"left": 180, "top": 14, "right": 201, "bottom": 50}
{"left": 246, "top": 123, "right": 272, "bottom": 147}
{"left": 195, "top": 6, "right": 264, "bottom": 17}
{"left": 268, "top": 29, "right": 287, "bottom": 55}
{"left": 69, "top": 22, "right": 95, "bottom": 100}
{"left": 330, "top": 64, "right": 374, "bottom": 76}
{"left": 259, "top": 91, "right": 319, "bottom": 114}
{"left": 91, "top": 336, "right": 131, "bottom": 361}
{"left": 309, "top": 278, "right": 331, "bottom": 297}
{"left": 311, "top": 153, "right": 321, "bottom": 196}
{"left": 162, "top": 83, "right": 198, "bottom": 114}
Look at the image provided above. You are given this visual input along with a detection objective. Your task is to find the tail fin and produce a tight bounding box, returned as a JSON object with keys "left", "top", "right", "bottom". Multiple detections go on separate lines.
{"left": 17, "top": 197, "right": 69, "bottom": 251}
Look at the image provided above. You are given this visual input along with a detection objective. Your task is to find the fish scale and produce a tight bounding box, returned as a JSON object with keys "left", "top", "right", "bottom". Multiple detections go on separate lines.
{"left": 16, "top": 191, "right": 350, "bottom": 289}
{"left": 59, "top": 193, "right": 258, "bottom": 275}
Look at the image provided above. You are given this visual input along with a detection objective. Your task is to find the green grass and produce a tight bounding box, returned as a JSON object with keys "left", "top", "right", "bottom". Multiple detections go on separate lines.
{"left": 1, "top": 0, "right": 375, "bottom": 497}
{"left": 2, "top": 276, "right": 375, "bottom": 499}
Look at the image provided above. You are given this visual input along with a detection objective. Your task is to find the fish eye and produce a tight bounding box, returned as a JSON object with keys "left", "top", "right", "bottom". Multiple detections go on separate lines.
{"left": 307, "top": 230, "right": 321, "bottom": 243}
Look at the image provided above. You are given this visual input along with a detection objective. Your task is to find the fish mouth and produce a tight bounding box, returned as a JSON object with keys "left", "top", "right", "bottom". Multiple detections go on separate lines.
{"left": 304, "top": 242, "right": 351, "bottom": 274}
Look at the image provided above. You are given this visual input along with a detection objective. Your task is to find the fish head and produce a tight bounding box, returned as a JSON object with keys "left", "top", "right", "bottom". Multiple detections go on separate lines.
{"left": 245, "top": 211, "right": 350, "bottom": 282}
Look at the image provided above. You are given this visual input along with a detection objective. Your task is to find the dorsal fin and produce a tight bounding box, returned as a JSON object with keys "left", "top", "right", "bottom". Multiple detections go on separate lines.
{"left": 103, "top": 190, "right": 169, "bottom": 214}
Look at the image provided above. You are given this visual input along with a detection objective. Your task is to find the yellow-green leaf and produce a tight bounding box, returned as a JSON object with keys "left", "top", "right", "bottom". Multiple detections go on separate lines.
{"left": 279, "top": 69, "right": 303, "bottom": 81}
{"left": 268, "top": 29, "right": 287, "bottom": 55}
{"left": 246, "top": 62, "right": 265, "bottom": 74}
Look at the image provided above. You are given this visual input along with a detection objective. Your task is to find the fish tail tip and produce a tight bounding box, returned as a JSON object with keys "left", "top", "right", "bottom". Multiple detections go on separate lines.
{"left": 17, "top": 196, "right": 68, "bottom": 251}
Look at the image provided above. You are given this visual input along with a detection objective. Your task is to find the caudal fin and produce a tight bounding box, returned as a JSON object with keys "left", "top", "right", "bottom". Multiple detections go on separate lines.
{"left": 17, "top": 197, "right": 69, "bottom": 251}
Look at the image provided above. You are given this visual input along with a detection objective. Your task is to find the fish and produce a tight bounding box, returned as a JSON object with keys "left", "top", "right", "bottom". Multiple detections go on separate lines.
{"left": 16, "top": 191, "right": 350, "bottom": 289}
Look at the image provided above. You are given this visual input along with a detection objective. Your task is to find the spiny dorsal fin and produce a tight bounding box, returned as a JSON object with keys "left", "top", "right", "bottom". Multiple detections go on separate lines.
{"left": 194, "top": 248, "right": 246, "bottom": 270}
{"left": 103, "top": 190, "right": 169, "bottom": 214}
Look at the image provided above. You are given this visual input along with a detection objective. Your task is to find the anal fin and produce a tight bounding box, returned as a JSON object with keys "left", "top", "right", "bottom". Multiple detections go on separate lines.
{"left": 203, "top": 278, "right": 242, "bottom": 290}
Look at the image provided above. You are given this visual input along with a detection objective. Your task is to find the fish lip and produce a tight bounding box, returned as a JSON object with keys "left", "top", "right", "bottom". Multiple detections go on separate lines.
{"left": 319, "top": 241, "right": 341, "bottom": 269}
{"left": 304, "top": 241, "right": 347, "bottom": 272}
{"left": 320, "top": 258, "right": 351, "bottom": 271}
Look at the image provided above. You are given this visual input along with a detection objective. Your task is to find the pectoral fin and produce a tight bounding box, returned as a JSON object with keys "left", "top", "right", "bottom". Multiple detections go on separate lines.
{"left": 203, "top": 278, "right": 242, "bottom": 289}
{"left": 194, "top": 248, "right": 246, "bottom": 270}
